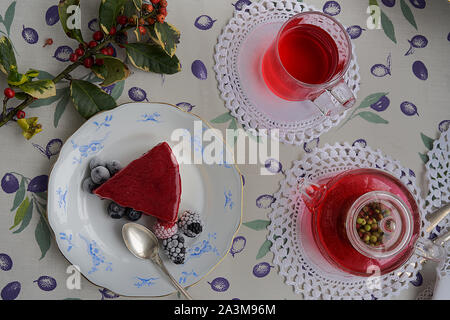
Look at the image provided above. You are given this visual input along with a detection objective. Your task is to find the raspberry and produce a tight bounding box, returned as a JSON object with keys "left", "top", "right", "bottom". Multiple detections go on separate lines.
{"left": 153, "top": 220, "right": 178, "bottom": 239}
{"left": 162, "top": 234, "right": 186, "bottom": 264}
{"left": 178, "top": 210, "right": 203, "bottom": 238}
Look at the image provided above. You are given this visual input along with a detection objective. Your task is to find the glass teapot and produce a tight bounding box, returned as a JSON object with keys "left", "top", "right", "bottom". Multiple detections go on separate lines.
{"left": 300, "top": 168, "right": 443, "bottom": 277}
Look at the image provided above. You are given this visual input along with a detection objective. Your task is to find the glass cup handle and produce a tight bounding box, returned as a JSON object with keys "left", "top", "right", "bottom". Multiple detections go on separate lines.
{"left": 312, "top": 80, "right": 356, "bottom": 117}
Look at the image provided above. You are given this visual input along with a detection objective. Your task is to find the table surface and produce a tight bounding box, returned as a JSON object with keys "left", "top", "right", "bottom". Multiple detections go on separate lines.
{"left": 0, "top": 0, "right": 448, "bottom": 300}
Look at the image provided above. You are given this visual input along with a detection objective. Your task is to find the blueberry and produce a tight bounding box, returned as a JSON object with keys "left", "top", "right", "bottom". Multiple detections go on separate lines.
{"left": 230, "top": 236, "right": 246, "bottom": 257}
{"left": 0, "top": 253, "right": 13, "bottom": 271}
{"left": 106, "top": 160, "right": 122, "bottom": 176}
{"left": 22, "top": 25, "right": 39, "bottom": 44}
{"left": 126, "top": 208, "right": 142, "bottom": 221}
{"left": 91, "top": 166, "right": 111, "bottom": 184}
{"left": 89, "top": 156, "right": 106, "bottom": 170}
{"left": 1, "top": 281, "right": 20, "bottom": 300}
{"left": 53, "top": 45, "right": 73, "bottom": 62}
{"left": 107, "top": 202, "right": 126, "bottom": 219}
{"left": 381, "top": 0, "right": 396, "bottom": 7}
{"left": 82, "top": 177, "right": 97, "bottom": 193}
{"left": 191, "top": 60, "right": 208, "bottom": 80}
{"left": 33, "top": 276, "right": 57, "bottom": 291}
{"left": 1, "top": 173, "right": 19, "bottom": 194}
{"left": 27, "top": 175, "right": 48, "bottom": 193}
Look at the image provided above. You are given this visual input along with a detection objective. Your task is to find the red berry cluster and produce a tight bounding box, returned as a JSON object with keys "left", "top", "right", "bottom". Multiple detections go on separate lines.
{"left": 69, "top": 30, "right": 116, "bottom": 68}
{"left": 115, "top": 0, "right": 169, "bottom": 35}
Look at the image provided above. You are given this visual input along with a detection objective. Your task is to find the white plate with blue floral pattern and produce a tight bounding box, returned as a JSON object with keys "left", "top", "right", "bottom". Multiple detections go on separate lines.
{"left": 47, "top": 102, "right": 243, "bottom": 297}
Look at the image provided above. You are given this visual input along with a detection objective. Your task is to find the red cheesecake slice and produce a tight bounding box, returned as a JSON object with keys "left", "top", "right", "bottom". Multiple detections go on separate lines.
{"left": 94, "top": 142, "right": 181, "bottom": 223}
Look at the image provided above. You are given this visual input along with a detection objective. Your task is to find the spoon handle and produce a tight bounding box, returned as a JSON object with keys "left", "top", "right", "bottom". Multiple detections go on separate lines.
{"left": 426, "top": 203, "right": 450, "bottom": 234}
{"left": 153, "top": 255, "right": 193, "bottom": 300}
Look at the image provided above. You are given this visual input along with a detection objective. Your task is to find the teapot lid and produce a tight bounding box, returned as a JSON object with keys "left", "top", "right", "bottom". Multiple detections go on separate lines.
{"left": 346, "top": 191, "right": 414, "bottom": 259}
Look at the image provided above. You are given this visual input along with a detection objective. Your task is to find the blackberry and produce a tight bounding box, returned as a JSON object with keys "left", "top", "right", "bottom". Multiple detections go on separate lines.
{"left": 162, "top": 234, "right": 186, "bottom": 264}
{"left": 126, "top": 208, "right": 142, "bottom": 221}
{"left": 178, "top": 210, "right": 203, "bottom": 238}
{"left": 107, "top": 202, "right": 126, "bottom": 219}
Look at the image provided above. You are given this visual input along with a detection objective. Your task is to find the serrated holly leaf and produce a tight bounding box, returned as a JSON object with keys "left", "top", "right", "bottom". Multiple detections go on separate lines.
{"left": 150, "top": 22, "right": 180, "bottom": 57}
{"left": 99, "top": 0, "right": 128, "bottom": 35}
{"left": 420, "top": 132, "right": 434, "bottom": 150}
{"left": 123, "top": 0, "right": 139, "bottom": 16}
{"left": 124, "top": 42, "right": 181, "bottom": 74}
{"left": 91, "top": 55, "right": 130, "bottom": 86}
{"left": 380, "top": 9, "right": 396, "bottom": 43}
{"left": 19, "top": 80, "right": 56, "bottom": 99}
{"left": 243, "top": 220, "right": 270, "bottom": 231}
{"left": 357, "top": 111, "right": 389, "bottom": 124}
{"left": 400, "top": 0, "right": 417, "bottom": 30}
{"left": 54, "top": 92, "right": 71, "bottom": 128}
{"left": 29, "top": 87, "right": 67, "bottom": 108}
{"left": 70, "top": 79, "right": 117, "bottom": 119}
{"left": 0, "top": 36, "right": 16, "bottom": 75}
{"left": 10, "top": 197, "right": 30, "bottom": 231}
{"left": 58, "top": 0, "right": 84, "bottom": 43}
{"left": 256, "top": 239, "right": 272, "bottom": 260}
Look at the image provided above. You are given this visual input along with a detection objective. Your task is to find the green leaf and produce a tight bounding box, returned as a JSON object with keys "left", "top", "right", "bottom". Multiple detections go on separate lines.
{"left": 99, "top": 0, "right": 128, "bottom": 34}
{"left": 36, "top": 70, "right": 55, "bottom": 80}
{"left": 54, "top": 92, "right": 71, "bottom": 127}
{"left": 123, "top": 0, "right": 140, "bottom": 16}
{"left": 256, "top": 239, "right": 272, "bottom": 260}
{"left": 29, "top": 87, "right": 67, "bottom": 108}
{"left": 10, "top": 197, "right": 30, "bottom": 230}
{"left": 420, "top": 132, "right": 434, "bottom": 150}
{"left": 380, "top": 9, "right": 397, "bottom": 44}
{"left": 419, "top": 152, "right": 429, "bottom": 164}
{"left": 210, "top": 112, "right": 233, "bottom": 124}
{"left": 58, "top": 0, "right": 84, "bottom": 43}
{"left": 13, "top": 199, "right": 33, "bottom": 234}
{"left": 110, "top": 80, "right": 125, "bottom": 100}
{"left": 70, "top": 79, "right": 117, "bottom": 119}
{"left": 400, "top": 0, "right": 417, "bottom": 30}
{"left": 35, "top": 214, "right": 51, "bottom": 260}
{"left": 243, "top": 220, "right": 270, "bottom": 231}
{"left": 357, "top": 92, "right": 389, "bottom": 110}
{"left": 124, "top": 42, "right": 181, "bottom": 74}
{"left": 356, "top": 111, "right": 389, "bottom": 124}
{"left": 369, "top": 0, "right": 378, "bottom": 6}
{"left": 19, "top": 80, "right": 56, "bottom": 99}
{"left": 228, "top": 119, "right": 237, "bottom": 131}
{"left": 151, "top": 22, "right": 180, "bottom": 57}
{"left": 0, "top": 36, "right": 16, "bottom": 75}
{"left": 10, "top": 177, "right": 25, "bottom": 212}
{"left": 91, "top": 55, "right": 130, "bottom": 86}
{"left": 3, "top": 1, "right": 16, "bottom": 35}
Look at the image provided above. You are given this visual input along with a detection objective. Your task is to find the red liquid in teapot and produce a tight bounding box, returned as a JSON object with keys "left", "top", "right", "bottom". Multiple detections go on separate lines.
{"left": 312, "top": 169, "right": 421, "bottom": 276}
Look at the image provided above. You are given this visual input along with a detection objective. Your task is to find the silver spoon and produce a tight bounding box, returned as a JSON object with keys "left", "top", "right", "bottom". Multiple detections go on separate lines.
{"left": 122, "top": 223, "right": 193, "bottom": 300}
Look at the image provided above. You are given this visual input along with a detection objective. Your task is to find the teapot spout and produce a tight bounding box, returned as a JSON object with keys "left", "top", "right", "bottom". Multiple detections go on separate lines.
{"left": 300, "top": 181, "right": 327, "bottom": 212}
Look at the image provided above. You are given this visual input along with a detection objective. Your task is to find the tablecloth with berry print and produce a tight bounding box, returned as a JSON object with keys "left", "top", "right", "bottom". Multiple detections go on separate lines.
{"left": 0, "top": 0, "right": 449, "bottom": 300}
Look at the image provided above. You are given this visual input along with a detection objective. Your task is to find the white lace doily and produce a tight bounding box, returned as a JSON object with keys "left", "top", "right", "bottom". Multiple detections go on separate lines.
{"left": 424, "top": 129, "right": 449, "bottom": 278}
{"left": 214, "top": 0, "right": 361, "bottom": 145}
{"left": 267, "top": 142, "right": 430, "bottom": 300}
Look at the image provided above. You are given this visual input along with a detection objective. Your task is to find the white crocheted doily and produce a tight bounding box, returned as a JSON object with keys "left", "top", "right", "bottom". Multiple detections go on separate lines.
{"left": 267, "top": 143, "right": 429, "bottom": 300}
{"left": 214, "top": 0, "right": 361, "bottom": 145}
{"left": 424, "top": 129, "right": 449, "bottom": 279}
